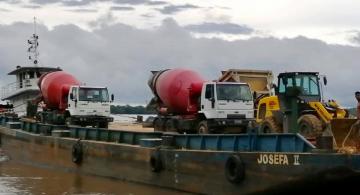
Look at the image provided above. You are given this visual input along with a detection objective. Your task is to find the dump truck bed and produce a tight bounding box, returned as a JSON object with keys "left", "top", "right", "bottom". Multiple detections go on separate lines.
{"left": 219, "top": 69, "right": 274, "bottom": 97}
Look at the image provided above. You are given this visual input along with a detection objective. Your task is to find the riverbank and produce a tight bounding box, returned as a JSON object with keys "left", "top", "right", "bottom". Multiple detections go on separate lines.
{"left": 109, "top": 114, "right": 154, "bottom": 132}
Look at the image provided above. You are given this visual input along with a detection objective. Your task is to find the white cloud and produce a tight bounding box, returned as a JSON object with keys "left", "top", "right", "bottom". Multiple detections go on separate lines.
{"left": 1, "top": 0, "right": 360, "bottom": 45}
{"left": 0, "top": 19, "right": 359, "bottom": 107}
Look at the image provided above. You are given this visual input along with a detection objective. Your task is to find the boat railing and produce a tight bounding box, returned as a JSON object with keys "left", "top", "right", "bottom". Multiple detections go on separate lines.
{"left": 3, "top": 118, "right": 316, "bottom": 153}
{"left": 1, "top": 79, "right": 38, "bottom": 99}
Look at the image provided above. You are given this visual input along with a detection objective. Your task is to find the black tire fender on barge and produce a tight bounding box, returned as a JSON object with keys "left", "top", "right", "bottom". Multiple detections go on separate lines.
{"left": 150, "top": 149, "right": 162, "bottom": 172}
{"left": 72, "top": 139, "right": 83, "bottom": 164}
{"left": 225, "top": 154, "right": 245, "bottom": 183}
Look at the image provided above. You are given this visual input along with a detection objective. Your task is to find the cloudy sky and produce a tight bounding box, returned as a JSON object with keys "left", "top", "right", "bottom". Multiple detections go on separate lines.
{"left": 0, "top": 0, "right": 359, "bottom": 106}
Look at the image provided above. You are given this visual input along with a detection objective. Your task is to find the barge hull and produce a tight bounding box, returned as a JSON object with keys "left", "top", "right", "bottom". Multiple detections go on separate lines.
{"left": 0, "top": 126, "right": 360, "bottom": 194}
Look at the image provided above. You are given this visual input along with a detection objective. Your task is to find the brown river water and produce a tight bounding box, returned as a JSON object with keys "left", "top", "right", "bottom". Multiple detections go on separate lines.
{"left": 0, "top": 158, "right": 191, "bottom": 195}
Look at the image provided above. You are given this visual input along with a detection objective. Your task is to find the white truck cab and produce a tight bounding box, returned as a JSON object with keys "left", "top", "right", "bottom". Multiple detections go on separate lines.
{"left": 197, "top": 81, "right": 254, "bottom": 133}
{"left": 67, "top": 86, "right": 113, "bottom": 128}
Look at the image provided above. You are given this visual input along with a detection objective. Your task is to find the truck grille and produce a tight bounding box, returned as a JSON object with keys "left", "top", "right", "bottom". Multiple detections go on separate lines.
{"left": 227, "top": 114, "right": 246, "bottom": 119}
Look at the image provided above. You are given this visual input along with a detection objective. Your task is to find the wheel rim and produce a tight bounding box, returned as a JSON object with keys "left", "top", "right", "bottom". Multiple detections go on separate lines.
{"left": 299, "top": 123, "right": 312, "bottom": 137}
{"left": 198, "top": 125, "right": 207, "bottom": 134}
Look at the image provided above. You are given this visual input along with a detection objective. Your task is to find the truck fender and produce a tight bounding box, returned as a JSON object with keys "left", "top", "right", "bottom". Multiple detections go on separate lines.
{"left": 196, "top": 113, "right": 207, "bottom": 120}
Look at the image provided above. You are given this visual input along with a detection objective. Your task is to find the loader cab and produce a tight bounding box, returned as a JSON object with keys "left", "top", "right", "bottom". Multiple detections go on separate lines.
{"left": 200, "top": 82, "right": 254, "bottom": 119}
{"left": 277, "top": 72, "right": 321, "bottom": 102}
{"left": 68, "top": 86, "right": 111, "bottom": 117}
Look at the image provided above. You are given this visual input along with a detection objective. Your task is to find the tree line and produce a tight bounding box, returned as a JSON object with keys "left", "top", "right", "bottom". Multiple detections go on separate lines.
{"left": 110, "top": 105, "right": 156, "bottom": 114}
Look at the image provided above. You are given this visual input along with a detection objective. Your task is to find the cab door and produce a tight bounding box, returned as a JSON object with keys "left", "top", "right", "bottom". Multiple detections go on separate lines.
{"left": 201, "top": 83, "right": 217, "bottom": 118}
{"left": 68, "top": 86, "right": 78, "bottom": 115}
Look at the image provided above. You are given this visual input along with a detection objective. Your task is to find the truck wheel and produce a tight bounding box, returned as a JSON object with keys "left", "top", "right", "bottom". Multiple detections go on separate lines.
{"left": 298, "top": 114, "right": 323, "bottom": 138}
{"left": 259, "top": 117, "right": 282, "bottom": 133}
{"left": 165, "top": 119, "right": 177, "bottom": 132}
{"left": 197, "top": 121, "right": 209, "bottom": 134}
{"left": 65, "top": 117, "right": 73, "bottom": 127}
{"left": 154, "top": 118, "right": 165, "bottom": 132}
{"left": 98, "top": 122, "right": 108, "bottom": 129}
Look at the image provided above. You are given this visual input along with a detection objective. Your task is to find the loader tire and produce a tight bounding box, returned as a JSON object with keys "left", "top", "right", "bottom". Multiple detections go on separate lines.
{"left": 259, "top": 117, "right": 282, "bottom": 133}
{"left": 298, "top": 114, "right": 323, "bottom": 138}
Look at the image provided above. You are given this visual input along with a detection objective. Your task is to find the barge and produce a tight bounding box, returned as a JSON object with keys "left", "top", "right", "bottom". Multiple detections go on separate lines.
{"left": 0, "top": 116, "right": 359, "bottom": 194}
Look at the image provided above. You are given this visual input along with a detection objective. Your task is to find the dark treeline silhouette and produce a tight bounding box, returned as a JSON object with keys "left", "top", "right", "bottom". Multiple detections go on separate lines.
{"left": 111, "top": 105, "right": 156, "bottom": 114}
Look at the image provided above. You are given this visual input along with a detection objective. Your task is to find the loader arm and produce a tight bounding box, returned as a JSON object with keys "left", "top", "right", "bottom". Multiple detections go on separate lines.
{"left": 308, "top": 102, "right": 348, "bottom": 123}
{"left": 308, "top": 102, "right": 333, "bottom": 123}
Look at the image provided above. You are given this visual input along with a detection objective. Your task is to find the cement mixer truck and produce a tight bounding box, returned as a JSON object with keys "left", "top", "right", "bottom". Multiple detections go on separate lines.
{"left": 33, "top": 70, "right": 113, "bottom": 128}
{"left": 147, "top": 69, "right": 254, "bottom": 133}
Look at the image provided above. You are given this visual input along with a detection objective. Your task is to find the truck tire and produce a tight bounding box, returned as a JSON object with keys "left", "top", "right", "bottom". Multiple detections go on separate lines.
{"left": 98, "top": 122, "right": 108, "bottom": 129}
{"left": 65, "top": 117, "right": 73, "bottom": 127}
{"left": 165, "top": 119, "right": 177, "bottom": 132}
{"left": 154, "top": 118, "right": 165, "bottom": 132}
{"left": 197, "top": 121, "right": 209, "bottom": 134}
{"left": 297, "top": 114, "right": 323, "bottom": 138}
{"left": 259, "top": 117, "right": 282, "bottom": 133}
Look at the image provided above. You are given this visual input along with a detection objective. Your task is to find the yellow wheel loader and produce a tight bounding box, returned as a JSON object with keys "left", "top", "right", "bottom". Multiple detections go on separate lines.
{"left": 256, "top": 72, "right": 356, "bottom": 145}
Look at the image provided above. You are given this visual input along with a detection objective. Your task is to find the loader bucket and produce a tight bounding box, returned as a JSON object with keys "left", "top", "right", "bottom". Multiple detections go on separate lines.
{"left": 328, "top": 118, "right": 358, "bottom": 148}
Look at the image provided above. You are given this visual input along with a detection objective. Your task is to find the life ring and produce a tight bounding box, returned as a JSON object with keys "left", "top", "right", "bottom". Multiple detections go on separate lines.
{"left": 150, "top": 149, "right": 162, "bottom": 172}
{"left": 72, "top": 140, "right": 83, "bottom": 164}
{"left": 225, "top": 155, "right": 245, "bottom": 183}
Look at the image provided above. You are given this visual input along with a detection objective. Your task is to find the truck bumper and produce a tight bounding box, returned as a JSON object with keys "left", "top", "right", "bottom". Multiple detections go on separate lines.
{"left": 208, "top": 119, "right": 255, "bottom": 132}
{"left": 72, "top": 116, "right": 114, "bottom": 123}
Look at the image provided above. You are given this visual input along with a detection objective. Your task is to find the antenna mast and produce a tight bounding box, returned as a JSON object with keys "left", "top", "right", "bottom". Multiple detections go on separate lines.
{"left": 27, "top": 17, "right": 39, "bottom": 66}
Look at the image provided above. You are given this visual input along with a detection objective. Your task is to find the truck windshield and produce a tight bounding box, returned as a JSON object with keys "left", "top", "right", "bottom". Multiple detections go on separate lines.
{"left": 216, "top": 84, "right": 252, "bottom": 101}
{"left": 79, "top": 88, "right": 109, "bottom": 102}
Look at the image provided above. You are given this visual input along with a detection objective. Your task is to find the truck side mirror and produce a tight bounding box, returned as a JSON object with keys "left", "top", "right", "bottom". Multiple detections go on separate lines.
{"left": 70, "top": 93, "right": 74, "bottom": 100}
{"left": 111, "top": 94, "right": 114, "bottom": 102}
{"left": 323, "top": 76, "right": 327, "bottom": 86}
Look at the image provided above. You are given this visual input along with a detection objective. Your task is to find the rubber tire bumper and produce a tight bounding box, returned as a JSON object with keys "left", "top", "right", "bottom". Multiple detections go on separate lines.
{"left": 225, "top": 155, "right": 245, "bottom": 183}
{"left": 72, "top": 140, "right": 83, "bottom": 164}
{"left": 150, "top": 150, "right": 162, "bottom": 172}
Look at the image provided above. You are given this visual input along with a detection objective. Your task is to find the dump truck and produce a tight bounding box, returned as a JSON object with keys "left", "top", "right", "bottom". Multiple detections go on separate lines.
{"left": 255, "top": 72, "right": 356, "bottom": 145}
{"left": 147, "top": 69, "right": 254, "bottom": 133}
{"left": 33, "top": 70, "right": 113, "bottom": 128}
{"left": 219, "top": 69, "right": 274, "bottom": 117}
